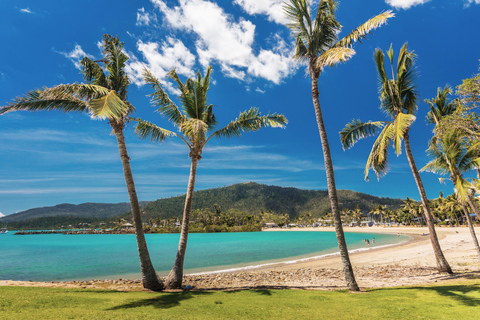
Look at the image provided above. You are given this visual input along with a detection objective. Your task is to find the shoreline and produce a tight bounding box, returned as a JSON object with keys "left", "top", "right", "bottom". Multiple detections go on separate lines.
{"left": 1, "top": 226, "right": 479, "bottom": 291}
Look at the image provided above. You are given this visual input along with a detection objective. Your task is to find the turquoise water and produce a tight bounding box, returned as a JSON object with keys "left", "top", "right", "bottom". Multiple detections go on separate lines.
{"left": 0, "top": 231, "right": 407, "bottom": 281}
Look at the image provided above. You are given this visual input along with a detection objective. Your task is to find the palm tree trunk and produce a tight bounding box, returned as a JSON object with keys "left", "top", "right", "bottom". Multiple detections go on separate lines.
{"left": 403, "top": 131, "right": 452, "bottom": 273}
{"left": 466, "top": 193, "right": 480, "bottom": 221}
{"left": 310, "top": 72, "right": 359, "bottom": 291}
{"left": 112, "top": 122, "right": 163, "bottom": 291}
{"left": 165, "top": 156, "right": 199, "bottom": 289}
{"left": 460, "top": 201, "right": 480, "bottom": 261}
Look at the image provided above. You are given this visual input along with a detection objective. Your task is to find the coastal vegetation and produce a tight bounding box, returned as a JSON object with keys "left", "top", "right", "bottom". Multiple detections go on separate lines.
{"left": 340, "top": 43, "right": 452, "bottom": 273}
{"left": 1, "top": 280, "right": 479, "bottom": 319}
{"left": 283, "top": 0, "right": 394, "bottom": 291}
{"left": 0, "top": 35, "right": 163, "bottom": 291}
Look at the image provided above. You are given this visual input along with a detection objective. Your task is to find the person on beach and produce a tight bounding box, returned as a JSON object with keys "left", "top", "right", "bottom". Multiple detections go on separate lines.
{"left": 372, "top": 237, "right": 375, "bottom": 243}
{"left": 366, "top": 239, "right": 370, "bottom": 246}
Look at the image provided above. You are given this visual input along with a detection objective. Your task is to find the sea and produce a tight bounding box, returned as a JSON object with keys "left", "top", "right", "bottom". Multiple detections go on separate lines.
{"left": 0, "top": 230, "right": 408, "bottom": 282}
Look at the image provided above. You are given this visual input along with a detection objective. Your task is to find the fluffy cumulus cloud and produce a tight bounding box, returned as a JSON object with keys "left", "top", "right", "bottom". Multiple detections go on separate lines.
{"left": 233, "top": 0, "right": 288, "bottom": 25}
{"left": 385, "top": 0, "right": 430, "bottom": 9}
{"left": 149, "top": 0, "right": 296, "bottom": 84}
{"left": 125, "top": 37, "right": 196, "bottom": 91}
{"left": 57, "top": 44, "right": 94, "bottom": 70}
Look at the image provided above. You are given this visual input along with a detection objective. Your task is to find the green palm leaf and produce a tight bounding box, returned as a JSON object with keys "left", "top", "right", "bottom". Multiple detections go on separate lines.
{"left": 393, "top": 113, "right": 416, "bottom": 155}
{"left": 89, "top": 90, "right": 129, "bottom": 119}
{"left": 340, "top": 119, "right": 386, "bottom": 150}
{"left": 334, "top": 10, "right": 394, "bottom": 48}
{"left": 133, "top": 118, "right": 177, "bottom": 143}
{"left": 211, "top": 108, "right": 287, "bottom": 140}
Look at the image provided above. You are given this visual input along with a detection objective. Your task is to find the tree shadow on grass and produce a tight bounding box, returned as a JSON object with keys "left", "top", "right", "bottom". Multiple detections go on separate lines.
{"left": 373, "top": 282, "right": 480, "bottom": 307}
{"left": 107, "top": 291, "right": 213, "bottom": 310}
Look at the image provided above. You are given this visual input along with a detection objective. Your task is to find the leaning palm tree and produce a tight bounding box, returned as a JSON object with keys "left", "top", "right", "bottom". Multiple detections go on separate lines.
{"left": 421, "top": 132, "right": 480, "bottom": 260}
{"left": 340, "top": 43, "right": 452, "bottom": 273}
{"left": 134, "top": 66, "right": 287, "bottom": 289}
{"left": 0, "top": 35, "right": 164, "bottom": 290}
{"left": 283, "top": 0, "right": 394, "bottom": 291}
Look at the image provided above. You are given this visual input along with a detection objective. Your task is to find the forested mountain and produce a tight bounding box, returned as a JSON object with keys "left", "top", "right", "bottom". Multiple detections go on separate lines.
{"left": 0, "top": 202, "right": 150, "bottom": 222}
{"left": 131, "top": 182, "right": 404, "bottom": 221}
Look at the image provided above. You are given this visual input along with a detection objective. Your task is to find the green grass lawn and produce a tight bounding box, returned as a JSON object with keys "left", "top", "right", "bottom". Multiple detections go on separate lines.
{"left": 1, "top": 280, "right": 479, "bottom": 319}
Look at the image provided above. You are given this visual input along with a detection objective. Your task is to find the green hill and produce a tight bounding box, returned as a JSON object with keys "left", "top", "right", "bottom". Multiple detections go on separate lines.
{"left": 134, "top": 182, "right": 404, "bottom": 221}
{"left": 0, "top": 202, "right": 150, "bottom": 223}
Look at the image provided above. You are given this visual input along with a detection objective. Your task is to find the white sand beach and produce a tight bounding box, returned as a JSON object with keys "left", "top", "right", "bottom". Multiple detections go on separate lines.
{"left": 1, "top": 226, "right": 479, "bottom": 291}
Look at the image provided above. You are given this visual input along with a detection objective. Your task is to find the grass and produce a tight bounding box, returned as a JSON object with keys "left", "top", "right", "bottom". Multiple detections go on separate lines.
{"left": 1, "top": 280, "right": 479, "bottom": 319}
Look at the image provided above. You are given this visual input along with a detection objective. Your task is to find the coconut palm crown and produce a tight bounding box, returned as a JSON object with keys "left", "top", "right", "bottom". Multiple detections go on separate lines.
{"left": 283, "top": 0, "right": 394, "bottom": 292}
{"left": 135, "top": 66, "right": 287, "bottom": 289}
{"left": 0, "top": 34, "right": 164, "bottom": 291}
{"left": 340, "top": 43, "right": 418, "bottom": 180}
{"left": 340, "top": 43, "right": 453, "bottom": 274}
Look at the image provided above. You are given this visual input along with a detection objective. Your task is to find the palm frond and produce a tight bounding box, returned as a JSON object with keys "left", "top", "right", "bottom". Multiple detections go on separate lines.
{"left": 89, "top": 90, "right": 129, "bottom": 119}
{"left": 365, "top": 123, "right": 394, "bottom": 180}
{"left": 143, "top": 68, "right": 186, "bottom": 126}
{"left": 340, "top": 119, "right": 385, "bottom": 150}
{"left": 133, "top": 118, "right": 177, "bottom": 143}
{"left": 211, "top": 107, "right": 287, "bottom": 140}
{"left": 316, "top": 47, "right": 355, "bottom": 69}
{"left": 392, "top": 113, "right": 415, "bottom": 155}
{"left": 181, "top": 118, "right": 209, "bottom": 144}
{"left": 334, "top": 11, "right": 394, "bottom": 48}
{"left": 0, "top": 83, "right": 113, "bottom": 115}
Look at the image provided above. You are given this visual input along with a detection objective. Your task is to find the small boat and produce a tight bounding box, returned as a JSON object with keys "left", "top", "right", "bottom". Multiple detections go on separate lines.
{"left": 1, "top": 223, "right": 8, "bottom": 234}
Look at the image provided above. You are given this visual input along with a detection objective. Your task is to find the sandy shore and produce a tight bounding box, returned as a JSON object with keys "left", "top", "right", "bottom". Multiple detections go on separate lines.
{"left": 1, "top": 226, "right": 479, "bottom": 291}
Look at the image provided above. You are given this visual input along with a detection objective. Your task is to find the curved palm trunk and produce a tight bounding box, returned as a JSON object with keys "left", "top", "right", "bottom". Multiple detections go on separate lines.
{"left": 113, "top": 123, "right": 163, "bottom": 291}
{"left": 460, "top": 200, "right": 480, "bottom": 261}
{"left": 466, "top": 193, "right": 480, "bottom": 221}
{"left": 165, "top": 156, "right": 199, "bottom": 289}
{"left": 403, "top": 132, "right": 452, "bottom": 273}
{"left": 310, "top": 73, "right": 359, "bottom": 291}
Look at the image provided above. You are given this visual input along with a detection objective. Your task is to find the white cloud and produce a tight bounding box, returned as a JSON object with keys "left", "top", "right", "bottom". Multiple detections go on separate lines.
{"left": 20, "top": 8, "right": 33, "bottom": 14}
{"left": 255, "top": 87, "right": 266, "bottom": 94}
{"left": 136, "top": 7, "right": 156, "bottom": 26}
{"left": 125, "top": 37, "right": 195, "bottom": 91}
{"left": 150, "top": 0, "right": 297, "bottom": 84}
{"left": 57, "top": 44, "right": 94, "bottom": 70}
{"left": 385, "top": 0, "right": 430, "bottom": 9}
{"left": 464, "top": 0, "right": 480, "bottom": 6}
{"left": 233, "top": 0, "right": 288, "bottom": 25}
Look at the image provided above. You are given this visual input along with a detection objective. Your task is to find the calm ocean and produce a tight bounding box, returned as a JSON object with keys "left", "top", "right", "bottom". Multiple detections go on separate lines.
{"left": 0, "top": 231, "right": 407, "bottom": 281}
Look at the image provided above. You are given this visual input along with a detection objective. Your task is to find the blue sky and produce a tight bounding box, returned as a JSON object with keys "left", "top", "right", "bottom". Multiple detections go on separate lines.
{"left": 1, "top": 0, "right": 479, "bottom": 215}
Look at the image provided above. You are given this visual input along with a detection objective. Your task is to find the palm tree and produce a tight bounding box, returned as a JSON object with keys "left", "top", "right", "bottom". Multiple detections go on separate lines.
{"left": 283, "top": 0, "right": 394, "bottom": 291}
{"left": 421, "top": 131, "right": 480, "bottom": 260}
{"left": 134, "top": 66, "right": 287, "bottom": 289}
{"left": 340, "top": 43, "right": 452, "bottom": 273}
{"left": 0, "top": 35, "right": 164, "bottom": 290}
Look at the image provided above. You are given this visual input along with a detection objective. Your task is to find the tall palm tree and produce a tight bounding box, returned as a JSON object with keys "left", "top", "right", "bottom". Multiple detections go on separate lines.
{"left": 283, "top": 0, "right": 394, "bottom": 291}
{"left": 0, "top": 35, "right": 164, "bottom": 291}
{"left": 134, "top": 66, "right": 287, "bottom": 289}
{"left": 340, "top": 43, "right": 452, "bottom": 273}
{"left": 421, "top": 132, "right": 480, "bottom": 260}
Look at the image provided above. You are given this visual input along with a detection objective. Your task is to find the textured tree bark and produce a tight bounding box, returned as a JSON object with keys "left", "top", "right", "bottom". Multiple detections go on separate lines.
{"left": 403, "top": 131, "right": 452, "bottom": 273}
{"left": 165, "top": 156, "right": 199, "bottom": 289}
{"left": 113, "top": 122, "right": 163, "bottom": 291}
{"left": 310, "top": 71, "right": 359, "bottom": 291}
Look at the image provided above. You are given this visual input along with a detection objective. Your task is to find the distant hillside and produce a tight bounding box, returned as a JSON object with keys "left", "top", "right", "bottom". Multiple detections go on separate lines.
{"left": 134, "top": 182, "right": 404, "bottom": 221}
{"left": 0, "top": 202, "right": 150, "bottom": 223}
